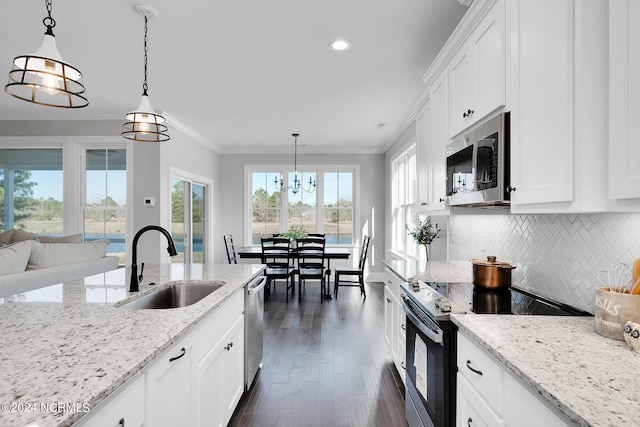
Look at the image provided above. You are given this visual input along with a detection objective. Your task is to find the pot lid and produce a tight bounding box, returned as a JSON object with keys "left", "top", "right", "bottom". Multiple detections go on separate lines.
{"left": 471, "top": 256, "right": 516, "bottom": 269}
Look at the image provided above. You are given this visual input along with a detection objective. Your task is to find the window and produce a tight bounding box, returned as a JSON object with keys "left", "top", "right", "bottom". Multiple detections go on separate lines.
{"left": 324, "top": 172, "right": 353, "bottom": 244}
{"left": 391, "top": 144, "right": 417, "bottom": 257}
{"left": 84, "top": 148, "right": 127, "bottom": 264}
{"left": 248, "top": 167, "right": 356, "bottom": 245}
{"left": 0, "top": 149, "right": 64, "bottom": 235}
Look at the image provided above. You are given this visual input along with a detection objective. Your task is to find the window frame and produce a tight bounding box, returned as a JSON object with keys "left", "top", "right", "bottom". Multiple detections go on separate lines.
{"left": 245, "top": 164, "right": 359, "bottom": 246}
{"left": 390, "top": 142, "right": 418, "bottom": 258}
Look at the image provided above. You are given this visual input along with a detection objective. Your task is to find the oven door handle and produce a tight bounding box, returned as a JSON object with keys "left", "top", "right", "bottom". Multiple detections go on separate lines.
{"left": 402, "top": 296, "right": 443, "bottom": 345}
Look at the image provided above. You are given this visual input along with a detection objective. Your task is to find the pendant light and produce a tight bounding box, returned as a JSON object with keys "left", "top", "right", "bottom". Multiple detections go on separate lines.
{"left": 274, "top": 134, "right": 316, "bottom": 195}
{"left": 121, "top": 6, "right": 169, "bottom": 142}
{"left": 4, "top": 0, "right": 88, "bottom": 108}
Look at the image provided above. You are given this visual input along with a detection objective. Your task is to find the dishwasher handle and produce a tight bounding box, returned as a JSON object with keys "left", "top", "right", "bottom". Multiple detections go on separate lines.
{"left": 247, "top": 276, "right": 267, "bottom": 295}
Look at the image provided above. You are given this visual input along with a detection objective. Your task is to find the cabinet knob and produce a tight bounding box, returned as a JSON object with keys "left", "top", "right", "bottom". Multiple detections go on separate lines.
{"left": 467, "top": 417, "right": 473, "bottom": 427}
{"left": 225, "top": 342, "right": 234, "bottom": 351}
{"left": 169, "top": 347, "right": 186, "bottom": 362}
{"left": 400, "top": 324, "right": 406, "bottom": 331}
{"left": 462, "top": 109, "right": 474, "bottom": 118}
{"left": 421, "top": 202, "right": 428, "bottom": 206}
{"left": 119, "top": 418, "right": 125, "bottom": 427}
{"left": 439, "top": 198, "right": 445, "bottom": 203}
{"left": 507, "top": 186, "right": 517, "bottom": 193}
{"left": 386, "top": 298, "right": 392, "bottom": 303}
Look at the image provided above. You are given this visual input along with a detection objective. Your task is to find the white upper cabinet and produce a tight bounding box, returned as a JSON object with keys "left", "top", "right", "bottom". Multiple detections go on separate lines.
{"left": 609, "top": 0, "right": 640, "bottom": 208}
{"left": 428, "top": 72, "right": 449, "bottom": 211}
{"left": 509, "top": 0, "right": 609, "bottom": 213}
{"left": 448, "top": 0, "right": 506, "bottom": 138}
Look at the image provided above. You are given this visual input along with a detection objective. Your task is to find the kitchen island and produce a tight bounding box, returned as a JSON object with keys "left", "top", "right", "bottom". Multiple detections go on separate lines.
{"left": 0, "top": 263, "right": 265, "bottom": 427}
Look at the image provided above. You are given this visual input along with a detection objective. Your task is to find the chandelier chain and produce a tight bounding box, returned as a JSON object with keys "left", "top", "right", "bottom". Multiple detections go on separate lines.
{"left": 143, "top": 15, "right": 149, "bottom": 95}
{"left": 43, "top": 0, "right": 56, "bottom": 31}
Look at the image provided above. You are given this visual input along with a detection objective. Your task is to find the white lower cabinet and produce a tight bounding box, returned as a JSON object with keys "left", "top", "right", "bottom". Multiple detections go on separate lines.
{"left": 75, "top": 289, "right": 246, "bottom": 427}
{"left": 457, "top": 332, "right": 572, "bottom": 427}
{"left": 197, "top": 314, "right": 245, "bottom": 427}
{"left": 384, "top": 267, "right": 406, "bottom": 385}
{"left": 146, "top": 331, "right": 198, "bottom": 427}
{"left": 75, "top": 373, "right": 145, "bottom": 427}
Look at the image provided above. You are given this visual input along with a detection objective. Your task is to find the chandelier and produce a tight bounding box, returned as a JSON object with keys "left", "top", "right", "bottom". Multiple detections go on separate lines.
{"left": 5, "top": 0, "right": 88, "bottom": 108}
{"left": 121, "top": 6, "right": 169, "bottom": 142}
{"left": 274, "top": 133, "right": 316, "bottom": 195}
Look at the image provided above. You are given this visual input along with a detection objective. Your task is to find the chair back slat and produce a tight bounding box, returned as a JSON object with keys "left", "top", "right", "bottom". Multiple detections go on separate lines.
{"left": 296, "top": 237, "right": 325, "bottom": 268}
{"left": 224, "top": 234, "right": 237, "bottom": 264}
{"left": 261, "top": 237, "right": 292, "bottom": 267}
{"left": 358, "top": 236, "right": 371, "bottom": 269}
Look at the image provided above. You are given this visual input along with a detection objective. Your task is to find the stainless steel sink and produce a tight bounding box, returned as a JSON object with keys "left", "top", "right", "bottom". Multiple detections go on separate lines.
{"left": 118, "top": 281, "right": 224, "bottom": 309}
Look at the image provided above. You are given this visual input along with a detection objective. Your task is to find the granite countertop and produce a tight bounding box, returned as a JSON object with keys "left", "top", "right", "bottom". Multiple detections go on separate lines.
{"left": 385, "top": 258, "right": 638, "bottom": 427}
{"left": 0, "top": 263, "right": 265, "bottom": 427}
{"left": 452, "top": 314, "right": 640, "bottom": 427}
{"left": 383, "top": 258, "right": 473, "bottom": 283}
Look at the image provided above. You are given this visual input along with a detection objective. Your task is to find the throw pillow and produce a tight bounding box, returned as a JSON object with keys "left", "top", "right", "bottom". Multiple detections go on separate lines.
{"left": 9, "top": 229, "right": 39, "bottom": 243}
{"left": 0, "top": 229, "right": 15, "bottom": 245}
{"left": 37, "top": 234, "right": 84, "bottom": 243}
{"left": 0, "top": 241, "right": 32, "bottom": 276}
{"left": 27, "top": 240, "right": 109, "bottom": 270}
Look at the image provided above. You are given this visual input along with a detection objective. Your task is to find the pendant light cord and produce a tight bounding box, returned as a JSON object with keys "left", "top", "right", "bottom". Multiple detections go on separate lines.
{"left": 142, "top": 15, "right": 149, "bottom": 96}
{"left": 43, "top": 0, "right": 56, "bottom": 36}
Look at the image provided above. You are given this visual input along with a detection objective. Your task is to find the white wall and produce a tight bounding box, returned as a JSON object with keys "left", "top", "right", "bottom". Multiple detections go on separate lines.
{"left": 218, "top": 152, "right": 386, "bottom": 271}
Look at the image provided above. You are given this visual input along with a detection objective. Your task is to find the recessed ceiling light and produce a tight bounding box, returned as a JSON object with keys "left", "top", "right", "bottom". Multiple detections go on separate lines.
{"left": 329, "top": 40, "right": 351, "bottom": 51}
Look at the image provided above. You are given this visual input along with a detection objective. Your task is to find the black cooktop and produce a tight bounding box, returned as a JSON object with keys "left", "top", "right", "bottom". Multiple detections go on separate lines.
{"left": 425, "top": 282, "right": 590, "bottom": 316}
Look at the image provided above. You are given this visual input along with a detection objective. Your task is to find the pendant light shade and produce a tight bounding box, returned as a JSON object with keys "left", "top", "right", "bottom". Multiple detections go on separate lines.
{"left": 4, "top": 0, "right": 88, "bottom": 108}
{"left": 122, "top": 6, "right": 169, "bottom": 142}
{"left": 274, "top": 133, "right": 317, "bottom": 195}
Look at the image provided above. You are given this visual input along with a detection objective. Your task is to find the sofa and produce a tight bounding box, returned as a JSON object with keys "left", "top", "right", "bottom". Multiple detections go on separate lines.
{"left": 0, "top": 229, "right": 119, "bottom": 298}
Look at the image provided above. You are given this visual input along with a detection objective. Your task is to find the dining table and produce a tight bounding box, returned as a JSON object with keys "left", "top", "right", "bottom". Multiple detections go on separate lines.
{"left": 237, "top": 246, "right": 351, "bottom": 299}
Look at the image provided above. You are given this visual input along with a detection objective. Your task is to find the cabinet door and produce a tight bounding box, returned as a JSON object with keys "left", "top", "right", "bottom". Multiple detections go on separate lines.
{"left": 449, "top": 47, "right": 474, "bottom": 137}
{"left": 146, "top": 332, "right": 197, "bottom": 427}
{"left": 428, "top": 73, "right": 448, "bottom": 211}
{"left": 222, "top": 316, "right": 245, "bottom": 424}
{"left": 416, "top": 100, "right": 431, "bottom": 208}
{"left": 198, "top": 315, "right": 245, "bottom": 427}
{"left": 472, "top": 0, "right": 506, "bottom": 121}
{"left": 609, "top": 0, "right": 640, "bottom": 200}
{"left": 384, "top": 286, "right": 398, "bottom": 364}
{"left": 510, "top": 0, "right": 574, "bottom": 205}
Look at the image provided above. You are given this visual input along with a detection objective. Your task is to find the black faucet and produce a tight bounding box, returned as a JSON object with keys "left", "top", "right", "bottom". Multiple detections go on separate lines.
{"left": 130, "top": 225, "right": 179, "bottom": 292}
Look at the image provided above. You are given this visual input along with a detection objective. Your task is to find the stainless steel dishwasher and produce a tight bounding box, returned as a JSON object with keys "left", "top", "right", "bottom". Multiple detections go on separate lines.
{"left": 245, "top": 275, "right": 266, "bottom": 390}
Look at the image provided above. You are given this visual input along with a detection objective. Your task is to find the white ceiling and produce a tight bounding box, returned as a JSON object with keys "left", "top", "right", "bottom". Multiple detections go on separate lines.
{"left": 0, "top": 0, "right": 467, "bottom": 154}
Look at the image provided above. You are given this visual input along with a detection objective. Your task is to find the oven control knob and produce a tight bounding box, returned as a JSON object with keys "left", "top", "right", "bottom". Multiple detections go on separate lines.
{"left": 440, "top": 302, "right": 452, "bottom": 312}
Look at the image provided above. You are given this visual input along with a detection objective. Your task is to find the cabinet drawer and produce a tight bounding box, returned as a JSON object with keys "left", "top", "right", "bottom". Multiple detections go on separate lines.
{"left": 76, "top": 373, "right": 145, "bottom": 427}
{"left": 457, "top": 333, "right": 504, "bottom": 415}
{"left": 198, "top": 290, "right": 244, "bottom": 360}
{"left": 457, "top": 373, "right": 505, "bottom": 427}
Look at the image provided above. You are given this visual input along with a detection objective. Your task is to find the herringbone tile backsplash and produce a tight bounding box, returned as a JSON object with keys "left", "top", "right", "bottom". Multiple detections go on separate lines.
{"left": 448, "top": 213, "right": 640, "bottom": 313}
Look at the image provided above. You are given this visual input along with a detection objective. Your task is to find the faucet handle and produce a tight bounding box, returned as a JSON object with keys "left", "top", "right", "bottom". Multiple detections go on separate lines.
{"left": 138, "top": 262, "right": 145, "bottom": 283}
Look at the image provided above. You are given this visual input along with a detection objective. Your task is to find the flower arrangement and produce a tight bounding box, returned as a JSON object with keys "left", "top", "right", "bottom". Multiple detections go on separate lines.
{"left": 406, "top": 216, "right": 441, "bottom": 260}
{"left": 279, "top": 225, "right": 308, "bottom": 240}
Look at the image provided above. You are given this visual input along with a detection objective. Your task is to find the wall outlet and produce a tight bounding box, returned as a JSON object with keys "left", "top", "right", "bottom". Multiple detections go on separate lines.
{"left": 144, "top": 197, "right": 155, "bottom": 207}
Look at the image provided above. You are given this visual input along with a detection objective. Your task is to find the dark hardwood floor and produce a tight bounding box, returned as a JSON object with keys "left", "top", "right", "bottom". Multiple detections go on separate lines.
{"left": 229, "top": 280, "right": 407, "bottom": 427}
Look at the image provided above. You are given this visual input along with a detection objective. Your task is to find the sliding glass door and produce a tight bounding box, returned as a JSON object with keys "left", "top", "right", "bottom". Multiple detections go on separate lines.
{"left": 171, "top": 177, "right": 207, "bottom": 264}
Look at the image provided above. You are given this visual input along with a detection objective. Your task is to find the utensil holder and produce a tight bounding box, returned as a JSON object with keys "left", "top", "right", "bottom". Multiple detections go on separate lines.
{"left": 594, "top": 287, "right": 640, "bottom": 341}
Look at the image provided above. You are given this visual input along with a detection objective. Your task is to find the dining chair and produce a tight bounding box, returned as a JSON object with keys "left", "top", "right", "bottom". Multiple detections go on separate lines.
{"left": 334, "top": 235, "right": 370, "bottom": 298}
{"left": 296, "top": 236, "right": 327, "bottom": 303}
{"left": 223, "top": 234, "right": 237, "bottom": 264}
{"left": 261, "top": 237, "right": 296, "bottom": 302}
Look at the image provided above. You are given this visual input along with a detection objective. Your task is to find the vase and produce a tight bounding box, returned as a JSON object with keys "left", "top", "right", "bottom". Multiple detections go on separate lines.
{"left": 420, "top": 244, "right": 430, "bottom": 262}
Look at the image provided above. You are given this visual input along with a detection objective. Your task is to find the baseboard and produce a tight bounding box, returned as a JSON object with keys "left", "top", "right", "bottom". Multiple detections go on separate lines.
{"left": 365, "top": 272, "right": 387, "bottom": 283}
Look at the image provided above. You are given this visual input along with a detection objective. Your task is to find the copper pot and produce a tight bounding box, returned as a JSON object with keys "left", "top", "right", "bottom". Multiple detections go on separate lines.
{"left": 471, "top": 256, "right": 516, "bottom": 289}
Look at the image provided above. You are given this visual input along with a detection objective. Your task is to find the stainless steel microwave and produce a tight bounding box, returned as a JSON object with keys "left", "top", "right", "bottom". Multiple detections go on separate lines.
{"left": 445, "top": 112, "right": 510, "bottom": 207}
